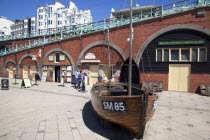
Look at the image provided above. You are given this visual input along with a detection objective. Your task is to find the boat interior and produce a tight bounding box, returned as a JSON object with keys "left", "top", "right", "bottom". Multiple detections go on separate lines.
{"left": 92, "top": 84, "right": 145, "bottom": 96}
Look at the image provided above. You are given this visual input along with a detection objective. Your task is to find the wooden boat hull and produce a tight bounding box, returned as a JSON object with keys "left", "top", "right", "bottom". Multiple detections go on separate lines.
{"left": 91, "top": 92, "right": 146, "bottom": 135}
{"left": 146, "top": 95, "right": 158, "bottom": 121}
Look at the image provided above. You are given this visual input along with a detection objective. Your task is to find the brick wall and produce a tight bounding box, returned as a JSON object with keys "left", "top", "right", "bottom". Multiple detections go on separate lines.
{"left": 82, "top": 45, "right": 124, "bottom": 65}
{"left": 190, "top": 74, "right": 210, "bottom": 93}
{"left": 140, "top": 73, "right": 168, "bottom": 91}
{"left": 0, "top": 7, "right": 209, "bottom": 90}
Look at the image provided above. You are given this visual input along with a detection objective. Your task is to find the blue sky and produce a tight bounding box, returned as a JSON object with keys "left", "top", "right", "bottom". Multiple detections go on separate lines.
{"left": 0, "top": 0, "right": 183, "bottom": 22}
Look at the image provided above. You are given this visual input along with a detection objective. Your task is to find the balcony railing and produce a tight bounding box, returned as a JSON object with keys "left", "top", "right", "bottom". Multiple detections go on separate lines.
{"left": 0, "top": 0, "right": 209, "bottom": 56}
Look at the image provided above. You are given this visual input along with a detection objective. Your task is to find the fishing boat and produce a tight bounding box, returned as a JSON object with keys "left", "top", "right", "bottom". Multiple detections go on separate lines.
{"left": 90, "top": 0, "right": 158, "bottom": 138}
{"left": 91, "top": 58, "right": 158, "bottom": 138}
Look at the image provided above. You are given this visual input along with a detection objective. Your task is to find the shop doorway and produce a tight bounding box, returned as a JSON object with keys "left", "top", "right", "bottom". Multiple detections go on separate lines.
{"left": 169, "top": 64, "right": 191, "bottom": 92}
{"left": 55, "top": 66, "right": 60, "bottom": 82}
{"left": 9, "top": 66, "right": 13, "bottom": 78}
{"left": 23, "top": 65, "right": 28, "bottom": 78}
{"left": 30, "top": 65, "right": 36, "bottom": 80}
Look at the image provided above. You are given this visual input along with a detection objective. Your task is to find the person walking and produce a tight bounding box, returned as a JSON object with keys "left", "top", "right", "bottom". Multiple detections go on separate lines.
{"left": 74, "top": 69, "right": 80, "bottom": 88}
{"left": 35, "top": 71, "right": 41, "bottom": 86}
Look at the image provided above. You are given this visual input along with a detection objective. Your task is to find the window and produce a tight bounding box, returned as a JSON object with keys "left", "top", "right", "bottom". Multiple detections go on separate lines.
{"left": 39, "top": 15, "right": 43, "bottom": 19}
{"left": 192, "top": 48, "right": 198, "bottom": 62}
{"left": 181, "top": 49, "right": 190, "bottom": 61}
{"left": 156, "top": 49, "right": 162, "bottom": 62}
{"left": 171, "top": 49, "right": 179, "bottom": 61}
{"left": 58, "top": 14, "right": 61, "bottom": 17}
{"left": 163, "top": 49, "right": 169, "bottom": 61}
{"left": 48, "top": 20, "right": 52, "bottom": 25}
{"left": 72, "top": 18, "right": 75, "bottom": 23}
{"left": 156, "top": 47, "right": 207, "bottom": 62}
{"left": 199, "top": 48, "right": 206, "bottom": 62}
{"left": 48, "top": 7, "right": 52, "bottom": 12}
{"left": 48, "top": 13, "right": 52, "bottom": 17}
{"left": 39, "top": 9, "right": 43, "bottom": 12}
{"left": 55, "top": 53, "right": 60, "bottom": 62}
{"left": 57, "top": 21, "right": 62, "bottom": 25}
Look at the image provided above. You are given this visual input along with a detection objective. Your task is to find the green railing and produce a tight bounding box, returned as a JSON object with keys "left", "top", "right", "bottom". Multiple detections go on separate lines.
{"left": 0, "top": 0, "right": 209, "bottom": 56}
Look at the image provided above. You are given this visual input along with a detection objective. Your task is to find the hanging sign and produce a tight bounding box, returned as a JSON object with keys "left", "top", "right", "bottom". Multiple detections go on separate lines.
{"left": 85, "top": 53, "right": 96, "bottom": 59}
{"left": 21, "top": 79, "right": 32, "bottom": 88}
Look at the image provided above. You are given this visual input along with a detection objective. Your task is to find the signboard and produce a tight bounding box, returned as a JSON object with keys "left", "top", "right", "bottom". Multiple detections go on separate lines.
{"left": 21, "top": 79, "right": 32, "bottom": 88}
{"left": 60, "top": 55, "right": 65, "bottom": 61}
{"left": 66, "top": 72, "right": 71, "bottom": 76}
{"left": 102, "top": 101, "right": 127, "bottom": 112}
{"left": 85, "top": 53, "right": 96, "bottom": 59}
{"left": 67, "top": 77, "right": 71, "bottom": 83}
{"left": 158, "top": 40, "right": 205, "bottom": 45}
{"left": 61, "top": 66, "right": 66, "bottom": 70}
{"left": 41, "top": 72, "right": 47, "bottom": 82}
{"left": 49, "top": 55, "right": 54, "bottom": 61}
{"left": 1, "top": 79, "right": 9, "bottom": 90}
{"left": 67, "top": 66, "right": 72, "bottom": 71}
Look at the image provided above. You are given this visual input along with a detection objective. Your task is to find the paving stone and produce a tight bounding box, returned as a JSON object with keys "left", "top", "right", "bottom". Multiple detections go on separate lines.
{"left": 1, "top": 78, "right": 210, "bottom": 140}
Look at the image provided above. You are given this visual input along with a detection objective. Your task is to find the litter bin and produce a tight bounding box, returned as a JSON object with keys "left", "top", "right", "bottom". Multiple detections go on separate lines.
{"left": 1, "top": 79, "right": 9, "bottom": 90}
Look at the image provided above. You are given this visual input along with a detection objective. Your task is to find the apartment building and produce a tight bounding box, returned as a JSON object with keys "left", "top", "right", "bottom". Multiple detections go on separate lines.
{"left": 11, "top": 20, "right": 24, "bottom": 37}
{"left": 36, "top": 1, "right": 92, "bottom": 33}
{"left": 0, "top": 16, "right": 14, "bottom": 38}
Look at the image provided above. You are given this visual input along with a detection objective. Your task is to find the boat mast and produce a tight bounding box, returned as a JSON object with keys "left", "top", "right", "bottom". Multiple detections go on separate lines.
{"left": 107, "top": 28, "right": 111, "bottom": 82}
{"left": 128, "top": 0, "right": 133, "bottom": 96}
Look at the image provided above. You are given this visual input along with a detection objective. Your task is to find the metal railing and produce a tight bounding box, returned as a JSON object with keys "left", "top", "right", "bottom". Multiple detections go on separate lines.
{"left": 0, "top": 0, "right": 209, "bottom": 56}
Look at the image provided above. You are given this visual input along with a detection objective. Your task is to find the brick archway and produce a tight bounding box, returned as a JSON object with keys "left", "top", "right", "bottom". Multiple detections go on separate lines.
{"left": 18, "top": 53, "right": 40, "bottom": 71}
{"left": 76, "top": 40, "right": 127, "bottom": 71}
{"left": 42, "top": 48, "right": 75, "bottom": 72}
{"left": 135, "top": 24, "right": 210, "bottom": 66}
{"left": 5, "top": 60, "right": 16, "bottom": 66}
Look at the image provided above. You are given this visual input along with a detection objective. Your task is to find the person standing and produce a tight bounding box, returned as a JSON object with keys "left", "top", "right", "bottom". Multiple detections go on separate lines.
{"left": 77, "top": 71, "right": 82, "bottom": 89}
{"left": 81, "top": 70, "right": 87, "bottom": 91}
{"left": 35, "top": 71, "right": 41, "bottom": 86}
{"left": 74, "top": 69, "right": 80, "bottom": 88}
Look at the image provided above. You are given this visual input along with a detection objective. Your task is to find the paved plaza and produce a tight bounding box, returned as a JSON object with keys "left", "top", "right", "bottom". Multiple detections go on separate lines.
{"left": 0, "top": 78, "right": 210, "bottom": 140}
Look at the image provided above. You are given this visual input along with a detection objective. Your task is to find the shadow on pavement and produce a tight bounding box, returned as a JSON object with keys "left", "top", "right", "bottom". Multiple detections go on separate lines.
{"left": 82, "top": 101, "right": 133, "bottom": 140}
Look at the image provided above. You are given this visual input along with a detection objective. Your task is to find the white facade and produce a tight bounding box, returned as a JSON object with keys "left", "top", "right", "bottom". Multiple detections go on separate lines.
{"left": 0, "top": 16, "right": 14, "bottom": 38}
{"left": 11, "top": 20, "right": 24, "bottom": 36}
{"left": 36, "top": 1, "right": 92, "bottom": 33}
{"left": 31, "top": 17, "right": 37, "bottom": 34}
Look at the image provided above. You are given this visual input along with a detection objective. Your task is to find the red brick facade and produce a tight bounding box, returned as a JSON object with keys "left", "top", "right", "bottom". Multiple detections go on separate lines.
{"left": 0, "top": 7, "right": 210, "bottom": 92}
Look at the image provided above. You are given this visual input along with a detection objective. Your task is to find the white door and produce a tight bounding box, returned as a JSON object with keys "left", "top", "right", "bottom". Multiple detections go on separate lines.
{"left": 23, "top": 65, "right": 28, "bottom": 79}
{"left": 169, "top": 64, "right": 190, "bottom": 92}
{"left": 9, "top": 66, "right": 13, "bottom": 78}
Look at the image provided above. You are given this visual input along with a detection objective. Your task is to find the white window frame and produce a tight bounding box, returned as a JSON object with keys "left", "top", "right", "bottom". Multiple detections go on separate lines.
{"left": 169, "top": 48, "right": 179, "bottom": 62}
{"left": 156, "top": 47, "right": 207, "bottom": 62}
{"left": 180, "top": 48, "right": 190, "bottom": 62}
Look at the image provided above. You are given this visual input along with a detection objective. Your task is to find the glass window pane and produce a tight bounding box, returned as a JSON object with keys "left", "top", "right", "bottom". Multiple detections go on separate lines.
{"left": 192, "top": 49, "right": 198, "bottom": 62}
{"left": 56, "top": 53, "right": 60, "bottom": 62}
{"left": 157, "top": 49, "right": 162, "bottom": 62}
{"left": 164, "top": 49, "right": 169, "bottom": 61}
{"left": 171, "top": 50, "right": 179, "bottom": 61}
{"left": 181, "top": 49, "right": 189, "bottom": 61}
{"left": 200, "top": 48, "right": 206, "bottom": 62}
